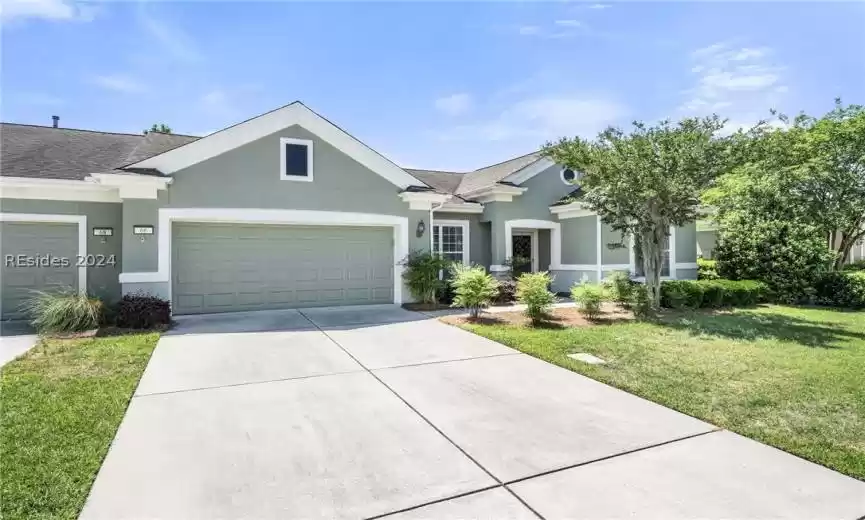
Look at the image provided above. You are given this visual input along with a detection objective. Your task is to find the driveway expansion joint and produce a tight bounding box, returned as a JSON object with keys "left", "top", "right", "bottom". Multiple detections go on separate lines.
{"left": 297, "top": 309, "right": 547, "bottom": 520}
{"left": 132, "top": 369, "right": 365, "bottom": 398}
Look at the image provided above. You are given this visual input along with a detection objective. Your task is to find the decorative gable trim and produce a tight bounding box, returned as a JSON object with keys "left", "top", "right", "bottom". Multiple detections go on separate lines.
{"left": 399, "top": 191, "right": 450, "bottom": 210}
{"left": 461, "top": 184, "right": 527, "bottom": 203}
{"left": 127, "top": 102, "right": 425, "bottom": 190}
{"left": 501, "top": 158, "right": 555, "bottom": 185}
{"left": 550, "top": 201, "right": 596, "bottom": 219}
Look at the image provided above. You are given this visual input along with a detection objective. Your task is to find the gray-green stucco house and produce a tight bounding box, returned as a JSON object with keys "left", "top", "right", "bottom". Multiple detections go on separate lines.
{"left": 0, "top": 101, "right": 698, "bottom": 318}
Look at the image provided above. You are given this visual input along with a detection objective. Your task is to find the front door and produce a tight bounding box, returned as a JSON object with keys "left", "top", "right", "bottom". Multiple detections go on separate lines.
{"left": 511, "top": 234, "right": 533, "bottom": 275}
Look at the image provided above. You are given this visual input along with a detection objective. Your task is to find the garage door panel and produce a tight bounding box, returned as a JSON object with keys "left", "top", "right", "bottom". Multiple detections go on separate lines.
{"left": 1, "top": 222, "right": 78, "bottom": 320}
{"left": 172, "top": 223, "right": 394, "bottom": 314}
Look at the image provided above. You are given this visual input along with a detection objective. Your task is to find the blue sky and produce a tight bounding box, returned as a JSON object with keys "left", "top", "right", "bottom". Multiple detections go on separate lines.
{"left": 2, "top": 1, "right": 863, "bottom": 171}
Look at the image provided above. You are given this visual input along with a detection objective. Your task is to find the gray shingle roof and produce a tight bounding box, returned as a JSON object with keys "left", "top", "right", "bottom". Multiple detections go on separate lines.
{"left": 404, "top": 169, "right": 465, "bottom": 194}
{"left": 455, "top": 151, "right": 542, "bottom": 195}
{"left": 1, "top": 123, "right": 198, "bottom": 180}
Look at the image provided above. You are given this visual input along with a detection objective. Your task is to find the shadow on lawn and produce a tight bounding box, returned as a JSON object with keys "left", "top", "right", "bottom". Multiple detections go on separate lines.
{"left": 655, "top": 309, "right": 865, "bottom": 349}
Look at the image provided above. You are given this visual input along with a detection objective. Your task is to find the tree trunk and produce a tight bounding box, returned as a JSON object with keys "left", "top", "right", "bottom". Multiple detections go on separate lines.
{"left": 834, "top": 222, "right": 865, "bottom": 270}
{"left": 639, "top": 226, "right": 666, "bottom": 309}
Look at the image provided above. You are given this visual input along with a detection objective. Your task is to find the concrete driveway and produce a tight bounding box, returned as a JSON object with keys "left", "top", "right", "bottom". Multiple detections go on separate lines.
{"left": 81, "top": 305, "right": 865, "bottom": 520}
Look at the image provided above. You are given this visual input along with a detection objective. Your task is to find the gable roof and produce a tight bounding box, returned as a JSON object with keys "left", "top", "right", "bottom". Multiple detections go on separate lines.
{"left": 404, "top": 169, "right": 465, "bottom": 194}
{"left": 127, "top": 101, "right": 426, "bottom": 190}
{"left": 455, "top": 151, "right": 543, "bottom": 195}
{"left": 0, "top": 123, "right": 196, "bottom": 181}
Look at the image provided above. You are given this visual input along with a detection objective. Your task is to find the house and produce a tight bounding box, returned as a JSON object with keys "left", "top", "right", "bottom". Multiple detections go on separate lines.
{"left": 0, "top": 102, "right": 698, "bottom": 318}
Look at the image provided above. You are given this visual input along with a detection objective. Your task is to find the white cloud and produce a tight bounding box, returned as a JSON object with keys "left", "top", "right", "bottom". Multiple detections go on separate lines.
{"left": 137, "top": 6, "right": 202, "bottom": 63}
{"left": 587, "top": 3, "right": 611, "bottom": 9}
{"left": 90, "top": 74, "right": 147, "bottom": 94}
{"left": 680, "top": 42, "right": 788, "bottom": 128}
{"left": 518, "top": 25, "right": 541, "bottom": 36}
{"left": 0, "top": 0, "right": 95, "bottom": 22}
{"left": 435, "top": 93, "right": 472, "bottom": 117}
{"left": 554, "top": 19, "right": 583, "bottom": 27}
{"left": 439, "top": 95, "right": 626, "bottom": 143}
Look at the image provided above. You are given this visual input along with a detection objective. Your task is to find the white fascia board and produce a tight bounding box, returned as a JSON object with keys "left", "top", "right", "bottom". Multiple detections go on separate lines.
{"left": 550, "top": 202, "right": 596, "bottom": 219}
{"left": 438, "top": 202, "right": 483, "bottom": 214}
{"left": 127, "top": 102, "right": 424, "bottom": 190}
{"left": 0, "top": 176, "right": 121, "bottom": 203}
{"left": 502, "top": 158, "right": 555, "bottom": 185}
{"left": 464, "top": 185, "right": 527, "bottom": 204}
{"left": 89, "top": 173, "right": 172, "bottom": 200}
{"left": 399, "top": 191, "right": 450, "bottom": 210}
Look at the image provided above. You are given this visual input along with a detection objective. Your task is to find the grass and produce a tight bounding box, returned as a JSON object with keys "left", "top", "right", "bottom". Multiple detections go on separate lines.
{"left": 458, "top": 305, "right": 865, "bottom": 480}
{"left": 1, "top": 332, "right": 160, "bottom": 520}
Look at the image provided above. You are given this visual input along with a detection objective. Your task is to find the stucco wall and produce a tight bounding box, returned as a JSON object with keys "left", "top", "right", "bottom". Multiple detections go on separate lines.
{"left": 560, "top": 216, "right": 596, "bottom": 265}
{"left": 1, "top": 199, "right": 122, "bottom": 303}
{"left": 697, "top": 229, "right": 717, "bottom": 259}
{"left": 600, "top": 223, "right": 629, "bottom": 265}
{"left": 675, "top": 222, "right": 698, "bottom": 264}
{"left": 482, "top": 163, "right": 575, "bottom": 265}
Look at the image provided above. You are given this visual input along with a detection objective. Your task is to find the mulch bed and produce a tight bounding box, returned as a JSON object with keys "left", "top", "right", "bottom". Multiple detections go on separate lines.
{"left": 440, "top": 306, "right": 634, "bottom": 328}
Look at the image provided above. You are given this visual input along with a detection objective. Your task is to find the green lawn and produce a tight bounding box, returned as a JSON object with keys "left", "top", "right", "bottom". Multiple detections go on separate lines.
{"left": 458, "top": 305, "right": 865, "bottom": 480}
{"left": 1, "top": 332, "right": 160, "bottom": 520}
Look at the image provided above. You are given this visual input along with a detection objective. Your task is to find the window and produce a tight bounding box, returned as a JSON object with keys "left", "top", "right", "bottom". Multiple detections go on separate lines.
{"left": 432, "top": 221, "right": 468, "bottom": 265}
{"left": 633, "top": 234, "right": 670, "bottom": 277}
{"left": 280, "top": 137, "right": 313, "bottom": 181}
{"left": 560, "top": 167, "right": 579, "bottom": 185}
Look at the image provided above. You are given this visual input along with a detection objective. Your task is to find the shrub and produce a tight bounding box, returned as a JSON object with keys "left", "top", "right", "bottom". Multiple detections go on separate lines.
{"left": 842, "top": 259, "right": 865, "bottom": 271}
{"left": 504, "top": 256, "right": 532, "bottom": 280}
{"left": 630, "top": 283, "right": 653, "bottom": 319}
{"left": 115, "top": 292, "right": 172, "bottom": 329}
{"left": 449, "top": 264, "right": 499, "bottom": 318}
{"left": 516, "top": 272, "right": 556, "bottom": 325}
{"left": 23, "top": 288, "right": 103, "bottom": 334}
{"left": 813, "top": 271, "right": 865, "bottom": 308}
{"left": 400, "top": 251, "right": 451, "bottom": 304}
{"left": 714, "top": 219, "right": 833, "bottom": 303}
{"left": 571, "top": 282, "right": 605, "bottom": 320}
{"left": 658, "top": 279, "right": 768, "bottom": 309}
{"left": 495, "top": 279, "right": 517, "bottom": 305}
{"left": 697, "top": 258, "right": 719, "bottom": 280}
{"left": 660, "top": 280, "right": 704, "bottom": 309}
{"left": 604, "top": 271, "right": 633, "bottom": 309}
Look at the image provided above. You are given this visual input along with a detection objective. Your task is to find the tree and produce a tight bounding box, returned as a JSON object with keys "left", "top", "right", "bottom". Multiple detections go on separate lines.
{"left": 543, "top": 116, "right": 732, "bottom": 308}
{"left": 144, "top": 123, "right": 172, "bottom": 135}
{"left": 706, "top": 100, "right": 865, "bottom": 269}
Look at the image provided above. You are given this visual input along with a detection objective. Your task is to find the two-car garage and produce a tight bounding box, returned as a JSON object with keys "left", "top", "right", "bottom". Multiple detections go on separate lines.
{"left": 171, "top": 222, "right": 395, "bottom": 315}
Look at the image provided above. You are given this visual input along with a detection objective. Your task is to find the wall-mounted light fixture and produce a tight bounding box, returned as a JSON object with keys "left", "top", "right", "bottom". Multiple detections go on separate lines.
{"left": 133, "top": 225, "right": 154, "bottom": 242}
{"left": 416, "top": 219, "right": 425, "bottom": 238}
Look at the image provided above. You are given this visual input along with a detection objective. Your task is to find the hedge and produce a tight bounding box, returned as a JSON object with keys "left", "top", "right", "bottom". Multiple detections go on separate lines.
{"left": 660, "top": 279, "right": 768, "bottom": 309}
{"left": 813, "top": 271, "right": 865, "bottom": 309}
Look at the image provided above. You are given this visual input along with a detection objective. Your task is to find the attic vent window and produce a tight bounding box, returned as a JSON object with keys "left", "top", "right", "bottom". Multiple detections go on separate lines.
{"left": 560, "top": 167, "right": 578, "bottom": 185}
{"left": 280, "top": 137, "right": 314, "bottom": 182}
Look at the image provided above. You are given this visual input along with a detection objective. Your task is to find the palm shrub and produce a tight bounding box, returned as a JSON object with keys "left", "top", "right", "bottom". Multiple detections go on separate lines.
{"left": 604, "top": 270, "right": 633, "bottom": 309}
{"left": 23, "top": 288, "right": 103, "bottom": 334}
{"left": 516, "top": 272, "right": 556, "bottom": 325}
{"left": 571, "top": 282, "right": 605, "bottom": 320}
{"left": 449, "top": 264, "right": 499, "bottom": 319}
{"left": 400, "top": 251, "right": 450, "bottom": 304}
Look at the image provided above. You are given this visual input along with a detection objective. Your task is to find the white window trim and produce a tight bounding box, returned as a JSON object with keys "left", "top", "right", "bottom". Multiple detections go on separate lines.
{"left": 0, "top": 212, "right": 87, "bottom": 295}
{"left": 280, "top": 137, "right": 314, "bottom": 182}
{"left": 117, "top": 208, "right": 409, "bottom": 306}
{"left": 560, "top": 167, "right": 577, "bottom": 185}
{"left": 432, "top": 219, "right": 470, "bottom": 266}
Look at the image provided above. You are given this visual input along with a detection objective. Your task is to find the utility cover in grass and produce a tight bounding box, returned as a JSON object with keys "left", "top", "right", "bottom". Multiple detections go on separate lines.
{"left": 568, "top": 353, "right": 607, "bottom": 365}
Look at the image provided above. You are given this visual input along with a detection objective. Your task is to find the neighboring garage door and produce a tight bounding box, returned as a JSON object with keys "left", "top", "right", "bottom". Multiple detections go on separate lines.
{"left": 172, "top": 223, "right": 394, "bottom": 314}
{"left": 1, "top": 222, "right": 78, "bottom": 320}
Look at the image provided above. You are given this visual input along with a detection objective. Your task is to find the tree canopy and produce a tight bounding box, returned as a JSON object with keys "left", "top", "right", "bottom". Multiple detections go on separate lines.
{"left": 706, "top": 100, "right": 865, "bottom": 268}
{"left": 542, "top": 116, "right": 733, "bottom": 308}
{"left": 144, "top": 123, "right": 172, "bottom": 135}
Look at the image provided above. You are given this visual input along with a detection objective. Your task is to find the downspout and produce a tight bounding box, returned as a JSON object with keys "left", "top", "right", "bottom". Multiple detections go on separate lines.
{"left": 429, "top": 201, "right": 445, "bottom": 252}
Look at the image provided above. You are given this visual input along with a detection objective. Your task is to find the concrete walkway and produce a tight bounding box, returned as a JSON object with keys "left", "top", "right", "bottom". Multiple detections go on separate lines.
{"left": 81, "top": 305, "right": 865, "bottom": 519}
{"left": 0, "top": 333, "right": 38, "bottom": 368}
